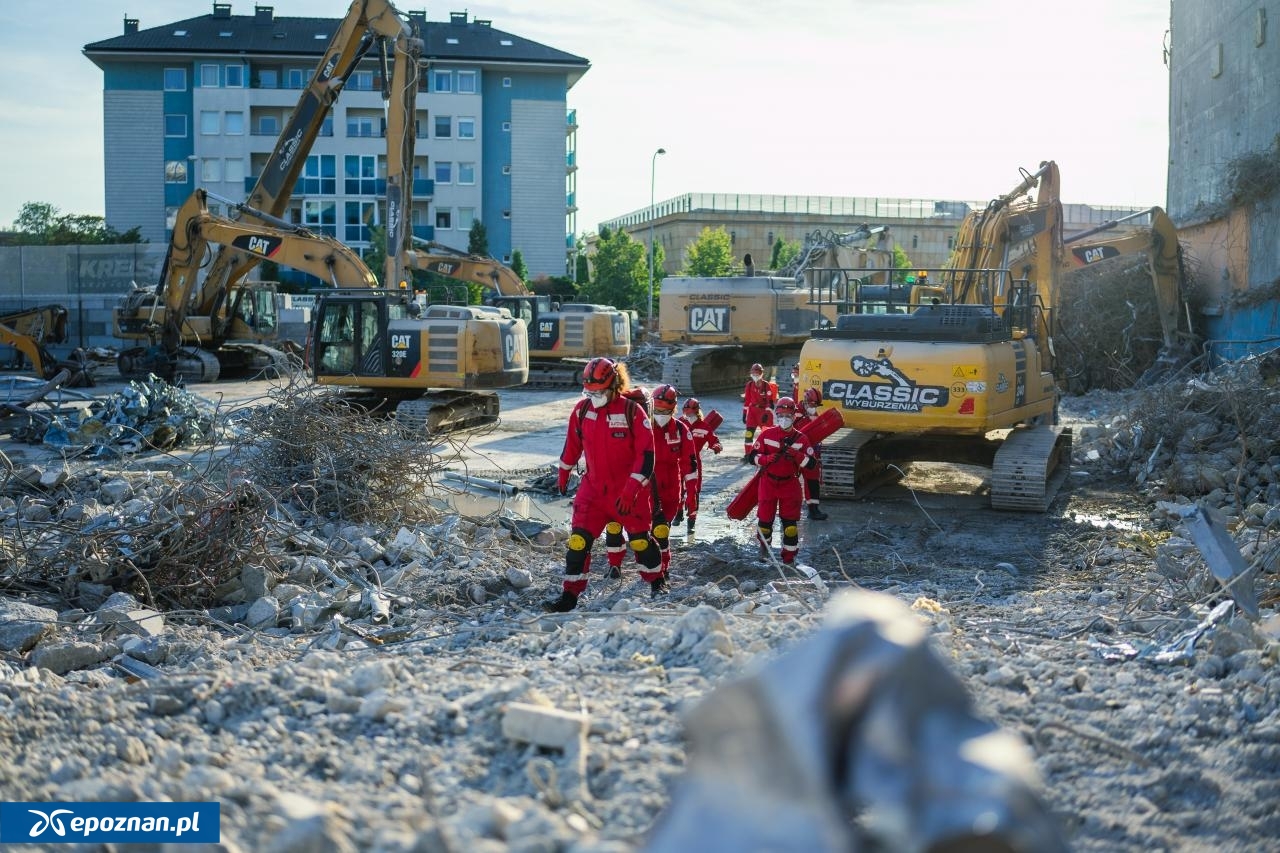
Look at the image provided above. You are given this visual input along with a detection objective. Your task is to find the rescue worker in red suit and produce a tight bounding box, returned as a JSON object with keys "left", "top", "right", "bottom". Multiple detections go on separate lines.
{"left": 548, "top": 358, "right": 666, "bottom": 612}
{"left": 677, "top": 397, "right": 722, "bottom": 544}
{"left": 749, "top": 397, "right": 816, "bottom": 564}
{"left": 741, "top": 363, "right": 777, "bottom": 459}
{"left": 648, "top": 384, "right": 699, "bottom": 573}
{"left": 793, "top": 387, "right": 829, "bottom": 520}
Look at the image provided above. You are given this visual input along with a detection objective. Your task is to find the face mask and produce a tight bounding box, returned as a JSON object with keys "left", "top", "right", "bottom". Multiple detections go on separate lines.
{"left": 805, "top": 405, "right": 818, "bottom": 416}
{"left": 654, "top": 414, "right": 671, "bottom": 427}
{"left": 776, "top": 416, "right": 794, "bottom": 430}
{"left": 751, "top": 374, "right": 763, "bottom": 383}
{"left": 584, "top": 391, "right": 609, "bottom": 408}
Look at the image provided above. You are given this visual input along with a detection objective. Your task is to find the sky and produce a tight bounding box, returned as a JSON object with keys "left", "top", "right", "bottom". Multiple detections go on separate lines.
{"left": 0, "top": 0, "right": 1172, "bottom": 234}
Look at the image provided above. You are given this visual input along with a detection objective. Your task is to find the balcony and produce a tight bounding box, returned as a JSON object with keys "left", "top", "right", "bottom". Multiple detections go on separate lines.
{"left": 566, "top": 151, "right": 576, "bottom": 171}
{"left": 341, "top": 178, "right": 435, "bottom": 197}
{"left": 412, "top": 224, "right": 435, "bottom": 241}
{"left": 566, "top": 191, "right": 577, "bottom": 212}
{"left": 566, "top": 109, "right": 577, "bottom": 130}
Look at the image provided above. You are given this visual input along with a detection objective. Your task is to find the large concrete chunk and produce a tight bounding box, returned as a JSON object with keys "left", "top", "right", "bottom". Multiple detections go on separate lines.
{"left": 0, "top": 601, "right": 59, "bottom": 653}
{"left": 502, "top": 702, "right": 588, "bottom": 751}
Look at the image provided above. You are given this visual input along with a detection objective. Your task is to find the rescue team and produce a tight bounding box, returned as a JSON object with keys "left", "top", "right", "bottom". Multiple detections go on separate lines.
{"left": 546, "top": 358, "right": 826, "bottom": 613}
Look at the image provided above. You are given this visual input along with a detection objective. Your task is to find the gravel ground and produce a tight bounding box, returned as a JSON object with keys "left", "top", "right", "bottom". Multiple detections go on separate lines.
{"left": 0, "top": 383, "right": 1276, "bottom": 852}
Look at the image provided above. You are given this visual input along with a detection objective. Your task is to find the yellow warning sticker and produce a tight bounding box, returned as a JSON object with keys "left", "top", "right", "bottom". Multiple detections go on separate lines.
{"left": 952, "top": 365, "right": 980, "bottom": 379}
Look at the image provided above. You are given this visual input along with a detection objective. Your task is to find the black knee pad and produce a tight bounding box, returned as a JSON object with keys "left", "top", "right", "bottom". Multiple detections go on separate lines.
{"left": 629, "top": 532, "right": 661, "bottom": 569}
{"left": 566, "top": 527, "right": 594, "bottom": 574}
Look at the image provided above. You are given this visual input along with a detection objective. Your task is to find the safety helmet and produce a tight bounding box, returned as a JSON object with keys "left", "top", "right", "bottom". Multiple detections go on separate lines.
{"left": 682, "top": 397, "right": 700, "bottom": 414}
{"left": 802, "top": 387, "right": 823, "bottom": 406}
{"left": 652, "top": 384, "right": 678, "bottom": 414}
{"left": 775, "top": 397, "right": 797, "bottom": 416}
{"left": 582, "top": 357, "right": 617, "bottom": 392}
{"left": 749, "top": 363, "right": 764, "bottom": 378}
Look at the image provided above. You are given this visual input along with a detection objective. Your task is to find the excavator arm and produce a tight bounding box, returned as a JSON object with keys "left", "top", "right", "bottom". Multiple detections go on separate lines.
{"left": 194, "top": 0, "right": 413, "bottom": 321}
{"left": 404, "top": 242, "right": 530, "bottom": 296}
{"left": 1064, "top": 206, "right": 1187, "bottom": 349}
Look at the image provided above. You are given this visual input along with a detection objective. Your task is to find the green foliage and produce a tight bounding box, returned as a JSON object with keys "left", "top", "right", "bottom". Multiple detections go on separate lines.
{"left": 579, "top": 228, "right": 648, "bottom": 312}
{"left": 682, "top": 226, "right": 733, "bottom": 276}
{"left": 468, "top": 220, "right": 489, "bottom": 256}
{"left": 769, "top": 236, "right": 801, "bottom": 271}
{"left": 364, "top": 224, "right": 388, "bottom": 286}
{"left": 532, "top": 275, "right": 578, "bottom": 299}
{"left": 511, "top": 249, "right": 528, "bottom": 282}
{"left": 575, "top": 251, "right": 589, "bottom": 285}
{"left": 10, "top": 201, "right": 145, "bottom": 245}
{"left": 890, "top": 244, "right": 914, "bottom": 284}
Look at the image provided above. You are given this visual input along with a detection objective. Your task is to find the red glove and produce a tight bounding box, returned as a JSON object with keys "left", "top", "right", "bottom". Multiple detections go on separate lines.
{"left": 756, "top": 453, "right": 775, "bottom": 467}
{"left": 710, "top": 438, "right": 723, "bottom": 454}
{"left": 615, "top": 477, "right": 644, "bottom": 516}
{"left": 556, "top": 467, "right": 570, "bottom": 495}
{"left": 787, "top": 446, "right": 807, "bottom": 464}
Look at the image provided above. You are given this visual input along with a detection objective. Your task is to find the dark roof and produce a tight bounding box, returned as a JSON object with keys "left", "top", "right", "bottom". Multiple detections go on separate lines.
{"left": 84, "top": 8, "right": 588, "bottom": 69}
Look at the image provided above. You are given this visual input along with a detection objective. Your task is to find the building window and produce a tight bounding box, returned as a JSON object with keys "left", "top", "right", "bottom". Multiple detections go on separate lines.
{"left": 201, "top": 158, "right": 222, "bottom": 183}
{"left": 225, "top": 158, "right": 245, "bottom": 184}
{"left": 458, "top": 162, "right": 475, "bottom": 184}
{"left": 163, "top": 67, "right": 186, "bottom": 91}
{"left": 502, "top": 210, "right": 511, "bottom": 219}
{"left": 434, "top": 161, "right": 452, "bottom": 184}
{"left": 347, "top": 115, "right": 377, "bottom": 138}
{"left": 303, "top": 200, "right": 337, "bottom": 237}
{"left": 458, "top": 117, "right": 475, "bottom": 139}
{"left": 200, "top": 111, "right": 219, "bottom": 134}
{"left": 502, "top": 121, "right": 511, "bottom": 132}
{"left": 164, "top": 161, "right": 189, "bottom": 183}
{"left": 502, "top": 164, "right": 511, "bottom": 175}
{"left": 912, "top": 235, "right": 918, "bottom": 249}
{"left": 257, "top": 68, "right": 278, "bottom": 89}
{"left": 225, "top": 111, "right": 244, "bottom": 135}
{"left": 502, "top": 77, "right": 511, "bottom": 87}
{"left": 344, "top": 155, "right": 378, "bottom": 194}
{"left": 947, "top": 236, "right": 954, "bottom": 250}
{"left": 320, "top": 117, "right": 333, "bottom": 137}
{"left": 434, "top": 115, "right": 451, "bottom": 138}
{"left": 350, "top": 70, "right": 373, "bottom": 90}
{"left": 458, "top": 207, "right": 475, "bottom": 229}
{"left": 435, "top": 209, "right": 452, "bottom": 230}
{"left": 164, "top": 114, "right": 187, "bottom": 137}
{"left": 301, "top": 155, "right": 336, "bottom": 195}
{"left": 257, "top": 115, "right": 278, "bottom": 136}
{"left": 225, "top": 64, "right": 244, "bottom": 87}
{"left": 344, "top": 200, "right": 376, "bottom": 243}
{"left": 200, "top": 64, "right": 220, "bottom": 87}
{"left": 457, "top": 70, "right": 477, "bottom": 93}
{"left": 433, "top": 70, "right": 452, "bottom": 92}
{"left": 286, "top": 68, "right": 306, "bottom": 89}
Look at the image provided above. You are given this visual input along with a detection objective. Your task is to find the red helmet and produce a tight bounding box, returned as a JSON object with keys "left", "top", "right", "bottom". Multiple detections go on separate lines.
{"left": 775, "top": 397, "right": 797, "bottom": 416}
{"left": 582, "top": 357, "right": 617, "bottom": 392}
{"left": 750, "top": 363, "right": 764, "bottom": 374}
{"left": 622, "top": 385, "right": 650, "bottom": 407}
{"left": 652, "top": 384, "right": 678, "bottom": 414}
{"left": 802, "top": 387, "right": 823, "bottom": 406}
{"left": 682, "top": 397, "right": 700, "bottom": 414}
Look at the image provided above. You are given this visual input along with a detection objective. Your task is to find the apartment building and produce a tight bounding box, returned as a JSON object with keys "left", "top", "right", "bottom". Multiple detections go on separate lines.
{"left": 82, "top": 3, "right": 588, "bottom": 279}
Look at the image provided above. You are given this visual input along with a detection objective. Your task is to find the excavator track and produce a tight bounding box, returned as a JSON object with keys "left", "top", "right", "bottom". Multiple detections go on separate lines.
{"left": 818, "top": 428, "right": 908, "bottom": 499}
{"left": 523, "top": 359, "right": 590, "bottom": 390}
{"left": 661, "top": 347, "right": 756, "bottom": 396}
{"left": 392, "top": 391, "right": 500, "bottom": 436}
{"left": 989, "top": 425, "right": 1072, "bottom": 511}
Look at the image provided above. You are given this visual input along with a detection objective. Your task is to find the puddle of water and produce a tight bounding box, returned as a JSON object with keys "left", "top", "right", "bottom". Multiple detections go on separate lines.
{"left": 1071, "top": 512, "right": 1142, "bottom": 532}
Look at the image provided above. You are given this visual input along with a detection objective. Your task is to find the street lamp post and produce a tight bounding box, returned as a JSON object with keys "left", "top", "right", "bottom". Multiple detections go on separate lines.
{"left": 647, "top": 147, "right": 666, "bottom": 336}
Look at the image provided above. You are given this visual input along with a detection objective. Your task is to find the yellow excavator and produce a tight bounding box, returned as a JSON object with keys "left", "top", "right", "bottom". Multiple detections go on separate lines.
{"left": 1, "top": 305, "right": 95, "bottom": 387}
{"left": 114, "top": 188, "right": 378, "bottom": 381}
{"left": 392, "top": 240, "right": 630, "bottom": 388}
{"left": 657, "top": 226, "right": 894, "bottom": 394}
{"left": 799, "top": 161, "right": 1072, "bottom": 511}
{"left": 115, "top": 0, "right": 415, "bottom": 382}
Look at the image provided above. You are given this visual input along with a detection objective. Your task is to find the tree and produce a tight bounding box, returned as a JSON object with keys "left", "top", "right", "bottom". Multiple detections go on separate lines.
{"left": 891, "top": 244, "right": 914, "bottom": 284}
{"left": 682, "top": 226, "right": 733, "bottom": 276}
{"left": 769, "top": 236, "right": 801, "bottom": 271}
{"left": 468, "top": 220, "right": 488, "bottom": 256}
{"left": 510, "top": 249, "right": 528, "bottom": 282}
{"left": 364, "top": 223, "right": 389, "bottom": 286}
{"left": 9, "top": 201, "right": 144, "bottom": 245}
{"left": 579, "top": 227, "right": 648, "bottom": 313}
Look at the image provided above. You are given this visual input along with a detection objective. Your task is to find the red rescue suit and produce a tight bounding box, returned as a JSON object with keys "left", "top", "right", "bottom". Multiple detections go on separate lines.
{"left": 556, "top": 396, "right": 662, "bottom": 595}
{"left": 741, "top": 377, "right": 778, "bottom": 454}
{"left": 680, "top": 414, "right": 722, "bottom": 520}
{"left": 750, "top": 424, "right": 816, "bottom": 564}
{"left": 650, "top": 416, "right": 698, "bottom": 571}
{"left": 793, "top": 409, "right": 823, "bottom": 505}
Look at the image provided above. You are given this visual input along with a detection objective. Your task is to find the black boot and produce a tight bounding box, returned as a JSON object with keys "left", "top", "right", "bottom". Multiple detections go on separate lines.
{"left": 542, "top": 590, "right": 579, "bottom": 613}
{"left": 608, "top": 565, "right": 622, "bottom": 579}
{"left": 650, "top": 574, "right": 670, "bottom": 598}
{"left": 807, "top": 504, "right": 828, "bottom": 521}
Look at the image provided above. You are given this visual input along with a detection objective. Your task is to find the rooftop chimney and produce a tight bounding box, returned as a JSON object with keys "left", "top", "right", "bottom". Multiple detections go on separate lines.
{"left": 474, "top": 19, "right": 491, "bottom": 27}
{"left": 212, "top": 3, "right": 231, "bottom": 18}
{"left": 407, "top": 10, "right": 426, "bottom": 24}
{"left": 124, "top": 16, "right": 139, "bottom": 34}
{"left": 450, "top": 11, "right": 467, "bottom": 25}
{"left": 255, "top": 5, "right": 274, "bottom": 24}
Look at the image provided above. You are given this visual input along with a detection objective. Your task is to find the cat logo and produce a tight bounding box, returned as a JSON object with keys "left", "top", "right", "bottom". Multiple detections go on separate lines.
{"left": 391, "top": 334, "right": 411, "bottom": 350}
{"left": 245, "top": 236, "right": 276, "bottom": 256}
{"left": 688, "top": 305, "right": 729, "bottom": 333}
{"left": 503, "top": 329, "right": 519, "bottom": 365}
{"left": 539, "top": 320, "right": 555, "bottom": 336}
